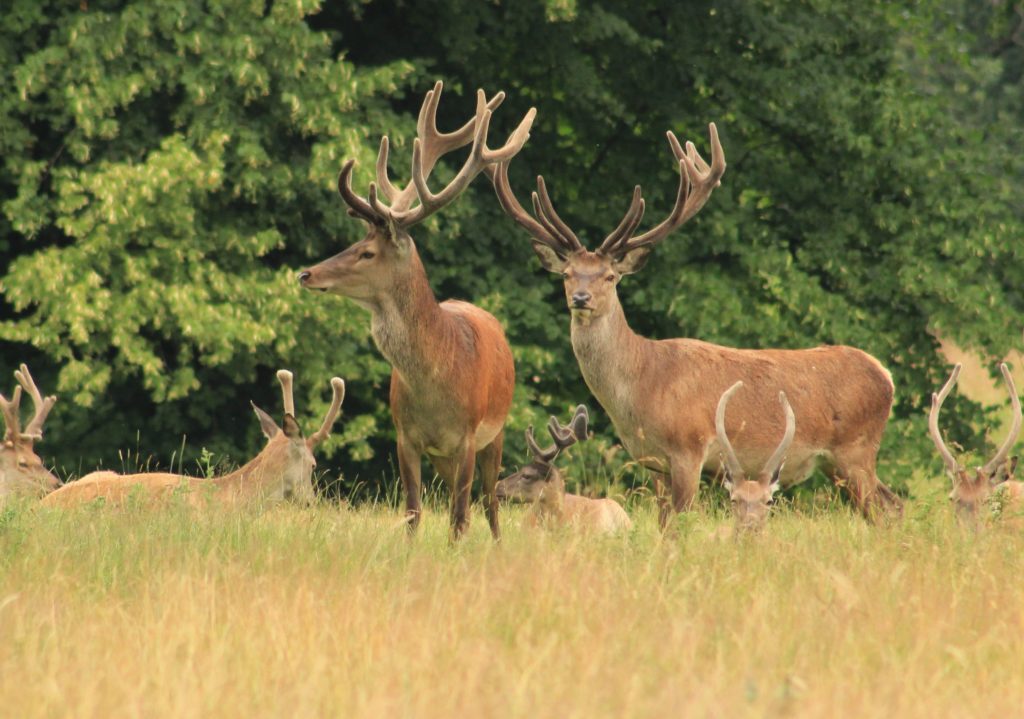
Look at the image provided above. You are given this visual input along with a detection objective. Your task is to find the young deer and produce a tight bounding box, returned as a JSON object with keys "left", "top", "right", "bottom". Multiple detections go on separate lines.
{"left": 929, "top": 362, "right": 1024, "bottom": 525}
{"left": 298, "top": 81, "right": 535, "bottom": 540}
{"left": 0, "top": 364, "right": 60, "bottom": 498}
{"left": 715, "top": 381, "right": 796, "bottom": 532}
{"left": 495, "top": 405, "right": 632, "bottom": 534}
{"left": 42, "top": 371, "right": 343, "bottom": 509}
{"left": 492, "top": 123, "right": 899, "bottom": 530}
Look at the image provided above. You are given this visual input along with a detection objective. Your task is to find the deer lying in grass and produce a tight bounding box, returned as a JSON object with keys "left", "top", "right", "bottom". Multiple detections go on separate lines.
{"left": 715, "top": 381, "right": 796, "bottom": 532}
{"left": 42, "top": 371, "right": 343, "bottom": 509}
{"left": 299, "top": 81, "right": 535, "bottom": 541}
{"left": 492, "top": 123, "right": 900, "bottom": 529}
{"left": 1, "top": 364, "right": 60, "bottom": 499}
{"left": 495, "top": 405, "right": 632, "bottom": 534}
{"left": 929, "top": 362, "right": 1024, "bottom": 526}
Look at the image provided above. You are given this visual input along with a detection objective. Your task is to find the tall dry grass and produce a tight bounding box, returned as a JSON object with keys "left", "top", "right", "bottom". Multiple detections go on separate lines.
{"left": 1, "top": 483, "right": 1023, "bottom": 718}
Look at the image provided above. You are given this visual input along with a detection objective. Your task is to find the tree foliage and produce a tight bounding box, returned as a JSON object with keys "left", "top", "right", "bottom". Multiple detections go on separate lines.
{"left": 2, "top": 0, "right": 1021, "bottom": 492}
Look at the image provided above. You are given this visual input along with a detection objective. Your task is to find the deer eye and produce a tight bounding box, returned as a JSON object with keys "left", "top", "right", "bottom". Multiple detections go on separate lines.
{"left": 561, "top": 271, "right": 569, "bottom": 279}
{"left": 360, "top": 251, "right": 375, "bottom": 260}
{"left": 605, "top": 274, "right": 615, "bottom": 282}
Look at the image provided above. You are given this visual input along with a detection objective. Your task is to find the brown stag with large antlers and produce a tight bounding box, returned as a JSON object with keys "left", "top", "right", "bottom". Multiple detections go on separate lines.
{"left": 43, "top": 371, "right": 343, "bottom": 508}
{"left": 1, "top": 364, "right": 60, "bottom": 499}
{"left": 929, "top": 363, "right": 1024, "bottom": 525}
{"left": 715, "top": 381, "right": 796, "bottom": 532}
{"left": 492, "top": 123, "right": 900, "bottom": 529}
{"left": 495, "top": 405, "right": 632, "bottom": 534}
{"left": 298, "top": 81, "right": 535, "bottom": 540}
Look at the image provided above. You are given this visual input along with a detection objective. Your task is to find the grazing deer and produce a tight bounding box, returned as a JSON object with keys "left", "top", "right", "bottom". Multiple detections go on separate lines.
{"left": 41, "top": 371, "right": 343, "bottom": 509}
{"left": 492, "top": 123, "right": 900, "bottom": 529}
{"left": 0, "top": 364, "right": 60, "bottom": 498}
{"left": 715, "top": 381, "right": 796, "bottom": 532}
{"left": 495, "top": 405, "right": 632, "bottom": 533}
{"left": 297, "top": 81, "right": 535, "bottom": 540}
{"left": 929, "top": 362, "right": 1024, "bottom": 525}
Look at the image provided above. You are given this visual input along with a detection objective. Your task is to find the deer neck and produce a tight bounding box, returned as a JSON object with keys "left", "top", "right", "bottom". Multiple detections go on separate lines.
{"left": 533, "top": 474, "right": 567, "bottom": 524}
{"left": 368, "top": 249, "right": 449, "bottom": 383}
{"left": 210, "top": 435, "right": 288, "bottom": 502}
{"left": 570, "top": 298, "right": 647, "bottom": 406}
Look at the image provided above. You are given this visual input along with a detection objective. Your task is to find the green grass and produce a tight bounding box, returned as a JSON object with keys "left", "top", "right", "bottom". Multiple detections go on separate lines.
{"left": 1, "top": 482, "right": 1023, "bottom": 718}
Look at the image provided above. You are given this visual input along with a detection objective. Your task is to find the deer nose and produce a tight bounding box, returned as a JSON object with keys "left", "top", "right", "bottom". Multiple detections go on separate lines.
{"left": 571, "top": 291, "right": 591, "bottom": 308}
{"left": 297, "top": 270, "right": 312, "bottom": 284}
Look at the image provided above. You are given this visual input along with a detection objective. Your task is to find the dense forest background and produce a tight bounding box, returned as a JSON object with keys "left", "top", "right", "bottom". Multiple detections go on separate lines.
{"left": 2, "top": 0, "right": 1022, "bottom": 494}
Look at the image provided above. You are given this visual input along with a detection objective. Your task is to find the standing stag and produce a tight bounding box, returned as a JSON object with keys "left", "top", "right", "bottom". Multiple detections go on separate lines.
{"left": 492, "top": 123, "right": 900, "bottom": 529}
{"left": 298, "top": 81, "right": 535, "bottom": 540}
{"left": 42, "top": 371, "right": 343, "bottom": 508}
{"left": 929, "top": 362, "right": 1024, "bottom": 524}
{"left": 495, "top": 405, "right": 632, "bottom": 534}
{"left": 0, "top": 364, "right": 60, "bottom": 498}
{"left": 715, "top": 381, "right": 796, "bottom": 531}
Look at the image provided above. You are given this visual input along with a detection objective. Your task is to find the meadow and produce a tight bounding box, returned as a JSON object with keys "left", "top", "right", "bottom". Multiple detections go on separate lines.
{"left": 2, "top": 473, "right": 1023, "bottom": 719}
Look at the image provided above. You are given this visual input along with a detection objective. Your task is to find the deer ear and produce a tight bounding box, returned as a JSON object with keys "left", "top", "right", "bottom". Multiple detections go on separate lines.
{"left": 532, "top": 241, "right": 567, "bottom": 273}
{"left": 612, "top": 245, "right": 653, "bottom": 275}
{"left": 282, "top": 414, "right": 303, "bottom": 439}
{"left": 251, "top": 402, "right": 280, "bottom": 439}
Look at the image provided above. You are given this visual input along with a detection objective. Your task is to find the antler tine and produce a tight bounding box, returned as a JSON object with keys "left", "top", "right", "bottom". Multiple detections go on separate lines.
{"left": 0, "top": 385, "right": 23, "bottom": 442}
{"left": 928, "top": 364, "right": 963, "bottom": 479}
{"left": 761, "top": 391, "right": 796, "bottom": 485}
{"left": 276, "top": 370, "right": 295, "bottom": 417}
{"left": 546, "top": 410, "right": 582, "bottom": 452}
{"left": 525, "top": 426, "right": 559, "bottom": 464}
{"left": 310, "top": 377, "right": 346, "bottom": 446}
{"left": 715, "top": 381, "right": 746, "bottom": 481}
{"left": 337, "top": 161, "right": 382, "bottom": 225}
{"left": 374, "top": 137, "right": 400, "bottom": 203}
{"left": 490, "top": 161, "right": 563, "bottom": 253}
{"left": 530, "top": 177, "right": 583, "bottom": 252}
{"left": 597, "top": 185, "right": 646, "bottom": 255}
{"left": 14, "top": 364, "right": 56, "bottom": 440}
{"left": 569, "top": 404, "right": 589, "bottom": 442}
{"left": 621, "top": 123, "right": 726, "bottom": 252}
{"left": 982, "top": 363, "right": 1022, "bottom": 477}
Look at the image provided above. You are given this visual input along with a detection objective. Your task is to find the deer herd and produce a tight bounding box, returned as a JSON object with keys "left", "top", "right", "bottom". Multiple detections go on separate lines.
{"left": 4, "top": 82, "right": 1022, "bottom": 537}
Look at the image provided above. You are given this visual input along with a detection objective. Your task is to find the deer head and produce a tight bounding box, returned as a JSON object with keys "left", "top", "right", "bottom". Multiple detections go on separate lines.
{"left": 491, "top": 124, "right": 725, "bottom": 323}
{"left": 298, "top": 81, "right": 536, "bottom": 304}
{"left": 929, "top": 362, "right": 1022, "bottom": 524}
{"left": 496, "top": 405, "right": 589, "bottom": 505}
{"left": 715, "top": 381, "right": 796, "bottom": 532}
{"left": 0, "top": 364, "right": 60, "bottom": 499}
{"left": 249, "top": 370, "right": 345, "bottom": 504}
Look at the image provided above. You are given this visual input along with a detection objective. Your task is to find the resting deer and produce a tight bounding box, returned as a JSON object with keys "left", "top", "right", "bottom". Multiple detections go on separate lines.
{"left": 42, "top": 371, "right": 343, "bottom": 509}
{"left": 492, "top": 122, "right": 900, "bottom": 530}
{"left": 0, "top": 364, "right": 60, "bottom": 498}
{"left": 715, "top": 381, "right": 796, "bottom": 532}
{"left": 495, "top": 405, "right": 632, "bottom": 533}
{"left": 929, "top": 362, "right": 1024, "bottom": 525}
{"left": 298, "top": 81, "right": 535, "bottom": 540}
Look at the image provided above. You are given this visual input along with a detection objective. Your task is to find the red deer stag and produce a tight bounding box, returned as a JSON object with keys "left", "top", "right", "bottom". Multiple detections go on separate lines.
{"left": 715, "top": 381, "right": 796, "bottom": 532}
{"left": 929, "top": 362, "right": 1024, "bottom": 525}
{"left": 492, "top": 123, "right": 899, "bottom": 529}
{"left": 495, "top": 405, "right": 632, "bottom": 534}
{"left": 298, "top": 81, "right": 535, "bottom": 540}
{"left": 0, "top": 364, "right": 60, "bottom": 498}
{"left": 42, "top": 371, "right": 343, "bottom": 508}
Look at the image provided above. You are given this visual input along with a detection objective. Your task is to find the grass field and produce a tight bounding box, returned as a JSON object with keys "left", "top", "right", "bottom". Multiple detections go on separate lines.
{"left": 2, "top": 476, "right": 1024, "bottom": 719}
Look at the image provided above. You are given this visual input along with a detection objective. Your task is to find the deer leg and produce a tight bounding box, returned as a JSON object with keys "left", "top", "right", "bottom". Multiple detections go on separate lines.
{"left": 477, "top": 430, "right": 504, "bottom": 542}
{"left": 450, "top": 438, "right": 478, "bottom": 541}
{"left": 396, "top": 433, "right": 423, "bottom": 534}
{"left": 651, "top": 471, "right": 672, "bottom": 529}
{"left": 663, "top": 452, "right": 704, "bottom": 531}
{"left": 832, "top": 443, "right": 902, "bottom": 523}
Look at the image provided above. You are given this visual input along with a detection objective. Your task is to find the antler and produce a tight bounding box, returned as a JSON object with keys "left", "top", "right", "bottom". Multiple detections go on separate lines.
{"left": 524, "top": 426, "right": 560, "bottom": 464}
{"left": 0, "top": 384, "right": 23, "bottom": 443}
{"left": 982, "top": 363, "right": 1022, "bottom": 478}
{"left": 928, "top": 364, "right": 963, "bottom": 480}
{"left": 491, "top": 163, "right": 584, "bottom": 257}
{"left": 601, "top": 123, "right": 726, "bottom": 257}
{"left": 277, "top": 370, "right": 295, "bottom": 417}
{"left": 760, "top": 391, "right": 796, "bottom": 486}
{"left": 715, "top": 381, "right": 746, "bottom": 481}
{"left": 309, "top": 377, "right": 345, "bottom": 446}
{"left": 547, "top": 405, "right": 589, "bottom": 450}
{"left": 341, "top": 81, "right": 536, "bottom": 230}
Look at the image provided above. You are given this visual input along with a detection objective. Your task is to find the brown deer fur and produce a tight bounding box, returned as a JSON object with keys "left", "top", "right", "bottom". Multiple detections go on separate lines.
{"left": 492, "top": 124, "right": 900, "bottom": 529}
{"left": 298, "top": 81, "right": 534, "bottom": 540}
{"left": 0, "top": 364, "right": 60, "bottom": 499}
{"left": 42, "top": 371, "right": 343, "bottom": 509}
